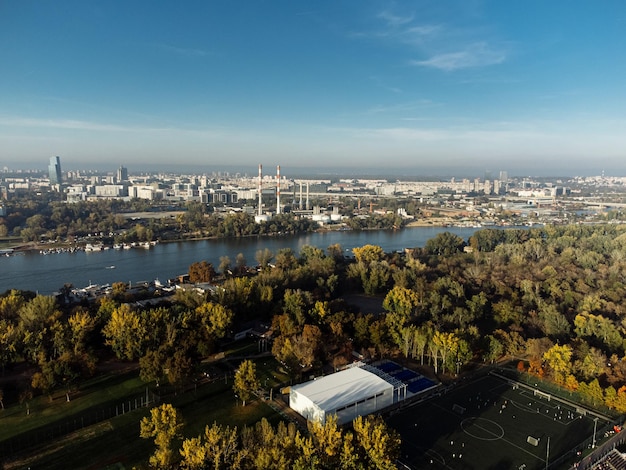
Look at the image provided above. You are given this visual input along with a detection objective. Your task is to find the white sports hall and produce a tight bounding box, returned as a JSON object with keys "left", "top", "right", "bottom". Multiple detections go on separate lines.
{"left": 289, "top": 362, "right": 437, "bottom": 425}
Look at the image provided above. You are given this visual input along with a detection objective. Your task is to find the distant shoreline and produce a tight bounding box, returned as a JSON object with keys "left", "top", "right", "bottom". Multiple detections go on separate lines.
{"left": 3, "top": 222, "right": 455, "bottom": 255}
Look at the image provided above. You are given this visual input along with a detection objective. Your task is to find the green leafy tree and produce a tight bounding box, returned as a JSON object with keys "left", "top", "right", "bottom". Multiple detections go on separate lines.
{"left": 352, "top": 244, "right": 384, "bottom": 266}
{"left": 140, "top": 403, "right": 184, "bottom": 469}
{"left": 103, "top": 304, "right": 146, "bottom": 360}
{"left": 352, "top": 415, "right": 401, "bottom": 470}
{"left": 233, "top": 359, "right": 260, "bottom": 406}
{"left": 424, "top": 231, "right": 465, "bottom": 256}
{"left": 383, "top": 286, "right": 419, "bottom": 345}
{"left": 195, "top": 302, "right": 234, "bottom": 340}
{"left": 543, "top": 344, "right": 573, "bottom": 385}
{"left": 255, "top": 248, "right": 274, "bottom": 269}
{"left": 179, "top": 422, "right": 241, "bottom": 470}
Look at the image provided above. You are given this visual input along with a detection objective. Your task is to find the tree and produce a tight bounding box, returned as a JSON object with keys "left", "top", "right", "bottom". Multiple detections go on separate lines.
{"left": 360, "top": 261, "right": 391, "bottom": 295}
{"left": 352, "top": 415, "right": 401, "bottom": 470}
{"left": 218, "top": 255, "right": 231, "bottom": 276}
{"left": 0, "top": 319, "right": 19, "bottom": 375}
{"left": 255, "top": 248, "right": 274, "bottom": 269}
{"left": 140, "top": 348, "right": 167, "bottom": 386}
{"left": 578, "top": 378, "right": 604, "bottom": 407}
{"left": 179, "top": 422, "right": 241, "bottom": 470}
{"left": 31, "top": 359, "right": 56, "bottom": 401}
{"left": 383, "top": 286, "right": 419, "bottom": 318}
{"left": 484, "top": 335, "right": 504, "bottom": 364}
{"left": 235, "top": 252, "right": 247, "bottom": 274}
{"left": 352, "top": 244, "right": 384, "bottom": 266}
{"left": 195, "top": 302, "right": 234, "bottom": 340}
{"left": 18, "top": 295, "right": 64, "bottom": 363}
{"left": 543, "top": 344, "right": 573, "bottom": 385}
{"left": 308, "top": 414, "right": 343, "bottom": 467}
{"left": 538, "top": 302, "right": 571, "bottom": 339}
{"left": 432, "top": 331, "right": 460, "bottom": 374}
{"left": 103, "top": 304, "right": 146, "bottom": 360}
{"left": 233, "top": 359, "right": 260, "bottom": 406}
{"left": 189, "top": 261, "right": 216, "bottom": 284}
{"left": 140, "top": 403, "right": 184, "bottom": 469}
{"left": 424, "top": 232, "right": 465, "bottom": 256}
{"left": 292, "top": 324, "right": 322, "bottom": 368}
{"left": 111, "top": 281, "right": 128, "bottom": 300}
{"left": 67, "top": 309, "right": 96, "bottom": 355}
{"left": 383, "top": 286, "right": 420, "bottom": 345}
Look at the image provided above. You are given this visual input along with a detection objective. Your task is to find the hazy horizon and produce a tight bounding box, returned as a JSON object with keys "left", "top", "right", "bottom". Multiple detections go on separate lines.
{"left": 1, "top": 1, "right": 625, "bottom": 175}
{"left": 2, "top": 160, "right": 622, "bottom": 181}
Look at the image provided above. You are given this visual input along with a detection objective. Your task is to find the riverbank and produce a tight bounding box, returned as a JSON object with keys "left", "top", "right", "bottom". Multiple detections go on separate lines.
{"left": 1, "top": 226, "right": 488, "bottom": 294}
{"left": 405, "top": 218, "right": 452, "bottom": 227}
{"left": 2, "top": 217, "right": 476, "bottom": 256}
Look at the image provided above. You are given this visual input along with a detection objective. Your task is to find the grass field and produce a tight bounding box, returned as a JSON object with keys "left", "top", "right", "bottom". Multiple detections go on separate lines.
{"left": 1, "top": 354, "right": 292, "bottom": 469}
{"left": 387, "top": 374, "right": 610, "bottom": 470}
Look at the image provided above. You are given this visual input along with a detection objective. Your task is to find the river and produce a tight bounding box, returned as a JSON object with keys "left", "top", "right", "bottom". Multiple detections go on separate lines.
{"left": 1, "top": 226, "right": 489, "bottom": 294}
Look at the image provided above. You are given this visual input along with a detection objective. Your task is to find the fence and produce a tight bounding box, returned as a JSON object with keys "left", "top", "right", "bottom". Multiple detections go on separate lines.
{"left": 569, "top": 429, "right": 626, "bottom": 470}
{"left": 489, "top": 370, "right": 624, "bottom": 469}
{"left": 0, "top": 390, "right": 159, "bottom": 459}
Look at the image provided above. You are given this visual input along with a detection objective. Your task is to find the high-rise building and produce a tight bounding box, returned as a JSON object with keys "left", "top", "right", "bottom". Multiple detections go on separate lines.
{"left": 117, "top": 166, "right": 128, "bottom": 182}
{"left": 48, "top": 156, "right": 62, "bottom": 185}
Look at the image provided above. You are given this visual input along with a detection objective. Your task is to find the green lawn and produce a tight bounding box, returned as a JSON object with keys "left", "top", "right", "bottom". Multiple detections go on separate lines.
{"left": 0, "top": 370, "right": 146, "bottom": 442}
{"left": 1, "top": 366, "right": 285, "bottom": 469}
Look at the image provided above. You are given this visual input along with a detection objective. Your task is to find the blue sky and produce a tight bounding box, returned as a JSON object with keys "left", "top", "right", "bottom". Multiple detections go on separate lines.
{"left": 1, "top": 1, "right": 625, "bottom": 176}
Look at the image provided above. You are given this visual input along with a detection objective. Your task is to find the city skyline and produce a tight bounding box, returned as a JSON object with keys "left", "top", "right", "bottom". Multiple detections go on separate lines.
{"left": 1, "top": 1, "right": 626, "bottom": 176}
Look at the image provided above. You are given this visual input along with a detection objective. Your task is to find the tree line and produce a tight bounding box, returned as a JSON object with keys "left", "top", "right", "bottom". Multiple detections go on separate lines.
{"left": 0, "top": 196, "right": 405, "bottom": 243}
{"left": 3, "top": 222, "right": 626, "bottom": 466}
{"left": 142, "top": 403, "right": 400, "bottom": 469}
{"left": 3, "top": 224, "right": 626, "bottom": 405}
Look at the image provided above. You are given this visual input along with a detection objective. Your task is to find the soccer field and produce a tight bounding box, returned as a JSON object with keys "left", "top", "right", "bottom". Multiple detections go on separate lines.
{"left": 387, "top": 374, "right": 609, "bottom": 470}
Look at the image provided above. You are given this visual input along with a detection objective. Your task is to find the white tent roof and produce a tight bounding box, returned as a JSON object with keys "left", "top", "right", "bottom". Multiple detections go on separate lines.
{"left": 291, "top": 366, "right": 393, "bottom": 413}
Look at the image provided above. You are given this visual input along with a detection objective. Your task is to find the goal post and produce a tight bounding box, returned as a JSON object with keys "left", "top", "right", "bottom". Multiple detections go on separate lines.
{"left": 534, "top": 390, "right": 551, "bottom": 402}
{"left": 452, "top": 404, "right": 466, "bottom": 414}
{"left": 527, "top": 436, "right": 540, "bottom": 446}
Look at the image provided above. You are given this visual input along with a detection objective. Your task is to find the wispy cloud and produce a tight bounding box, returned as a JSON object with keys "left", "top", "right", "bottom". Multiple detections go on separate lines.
{"left": 409, "top": 42, "right": 506, "bottom": 71}
{"left": 0, "top": 117, "right": 134, "bottom": 132}
{"left": 378, "top": 10, "right": 415, "bottom": 28}
{"left": 369, "top": 76, "right": 403, "bottom": 94}
{"left": 365, "top": 99, "right": 440, "bottom": 115}
{"left": 0, "top": 116, "right": 226, "bottom": 137}
{"left": 156, "top": 44, "right": 210, "bottom": 57}
{"left": 364, "top": 6, "right": 507, "bottom": 71}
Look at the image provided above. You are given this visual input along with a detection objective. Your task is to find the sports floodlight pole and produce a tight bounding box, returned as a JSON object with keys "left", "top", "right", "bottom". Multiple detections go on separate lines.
{"left": 592, "top": 417, "right": 598, "bottom": 448}
{"left": 545, "top": 436, "right": 550, "bottom": 470}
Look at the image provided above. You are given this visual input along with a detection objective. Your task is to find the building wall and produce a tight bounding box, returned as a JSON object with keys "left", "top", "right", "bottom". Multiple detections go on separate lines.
{"left": 289, "top": 389, "right": 325, "bottom": 423}
{"left": 333, "top": 388, "right": 393, "bottom": 425}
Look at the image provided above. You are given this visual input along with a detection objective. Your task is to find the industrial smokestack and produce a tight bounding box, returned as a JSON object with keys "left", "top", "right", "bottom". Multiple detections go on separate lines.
{"left": 258, "top": 164, "right": 263, "bottom": 216}
{"left": 276, "top": 165, "right": 281, "bottom": 215}
{"left": 306, "top": 182, "right": 310, "bottom": 210}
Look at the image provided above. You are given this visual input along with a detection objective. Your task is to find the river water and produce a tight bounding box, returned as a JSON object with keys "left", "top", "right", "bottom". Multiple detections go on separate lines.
{"left": 1, "top": 226, "right": 486, "bottom": 294}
